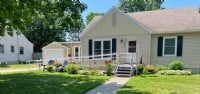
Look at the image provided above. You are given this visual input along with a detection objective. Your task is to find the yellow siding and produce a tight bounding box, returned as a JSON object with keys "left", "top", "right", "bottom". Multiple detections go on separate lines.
{"left": 81, "top": 8, "right": 151, "bottom": 66}
{"left": 151, "top": 32, "right": 200, "bottom": 69}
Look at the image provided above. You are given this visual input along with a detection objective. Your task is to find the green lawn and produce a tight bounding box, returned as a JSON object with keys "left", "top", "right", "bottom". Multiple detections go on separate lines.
{"left": 0, "top": 71, "right": 109, "bottom": 94}
{"left": 117, "top": 75, "right": 200, "bottom": 94}
{"left": 0, "top": 64, "right": 38, "bottom": 70}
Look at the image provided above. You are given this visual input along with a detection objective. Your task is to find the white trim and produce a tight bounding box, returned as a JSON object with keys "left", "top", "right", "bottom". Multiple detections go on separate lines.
{"left": 73, "top": 46, "right": 81, "bottom": 60}
{"left": 42, "top": 42, "right": 69, "bottom": 50}
{"left": 163, "top": 36, "right": 177, "bottom": 56}
{"left": 92, "top": 39, "right": 112, "bottom": 59}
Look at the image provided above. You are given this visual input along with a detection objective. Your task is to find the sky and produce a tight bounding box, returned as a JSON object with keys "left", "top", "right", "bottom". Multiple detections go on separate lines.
{"left": 80, "top": 0, "right": 200, "bottom": 23}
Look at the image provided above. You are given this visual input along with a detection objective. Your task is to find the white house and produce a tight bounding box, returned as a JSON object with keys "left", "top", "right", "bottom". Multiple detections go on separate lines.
{"left": 0, "top": 31, "right": 33, "bottom": 63}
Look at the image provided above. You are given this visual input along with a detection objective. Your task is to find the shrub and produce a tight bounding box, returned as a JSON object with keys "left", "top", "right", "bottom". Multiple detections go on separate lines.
{"left": 105, "top": 60, "right": 113, "bottom": 76}
{"left": 79, "top": 70, "right": 102, "bottom": 76}
{"left": 136, "top": 64, "right": 144, "bottom": 74}
{"left": 66, "top": 64, "right": 79, "bottom": 74}
{"left": 90, "top": 70, "right": 100, "bottom": 76}
{"left": 46, "top": 65, "right": 54, "bottom": 72}
{"left": 79, "top": 71, "right": 90, "bottom": 75}
{"left": 168, "top": 60, "right": 184, "bottom": 70}
{"left": 143, "top": 65, "right": 158, "bottom": 74}
{"left": 157, "top": 65, "right": 167, "bottom": 71}
{"left": 158, "top": 70, "right": 192, "bottom": 75}
{"left": 106, "top": 63, "right": 113, "bottom": 76}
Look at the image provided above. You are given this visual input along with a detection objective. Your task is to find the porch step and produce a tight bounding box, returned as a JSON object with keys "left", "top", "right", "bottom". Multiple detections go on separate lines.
{"left": 116, "top": 73, "right": 131, "bottom": 77}
{"left": 116, "top": 71, "right": 131, "bottom": 74}
{"left": 117, "top": 68, "right": 131, "bottom": 71}
{"left": 116, "top": 66, "right": 132, "bottom": 77}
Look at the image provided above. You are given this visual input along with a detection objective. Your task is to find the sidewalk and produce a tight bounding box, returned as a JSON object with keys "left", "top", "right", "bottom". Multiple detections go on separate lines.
{"left": 0, "top": 68, "right": 38, "bottom": 73}
{"left": 85, "top": 76, "right": 130, "bottom": 94}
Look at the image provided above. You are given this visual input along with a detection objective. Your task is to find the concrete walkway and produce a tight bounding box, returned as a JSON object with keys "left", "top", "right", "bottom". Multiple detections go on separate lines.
{"left": 86, "top": 76, "right": 130, "bottom": 94}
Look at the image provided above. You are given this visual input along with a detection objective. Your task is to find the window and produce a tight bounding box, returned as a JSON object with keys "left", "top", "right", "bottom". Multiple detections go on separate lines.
{"left": 163, "top": 37, "right": 177, "bottom": 56}
{"left": 20, "top": 47, "right": 24, "bottom": 55}
{"left": 11, "top": 45, "right": 14, "bottom": 53}
{"left": 93, "top": 40, "right": 112, "bottom": 59}
{"left": 128, "top": 41, "right": 136, "bottom": 53}
{"left": 0, "top": 44, "right": 4, "bottom": 54}
{"left": 74, "top": 46, "right": 80, "bottom": 59}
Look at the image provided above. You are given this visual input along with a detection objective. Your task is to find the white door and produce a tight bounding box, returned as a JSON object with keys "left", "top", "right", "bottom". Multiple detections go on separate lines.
{"left": 44, "top": 49, "right": 64, "bottom": 64}
{"left": 125, "top": 40, "right": 137, "bottom": 64}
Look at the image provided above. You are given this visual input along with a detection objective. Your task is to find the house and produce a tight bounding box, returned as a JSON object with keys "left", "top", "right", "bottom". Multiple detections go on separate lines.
{"left": 81, "top": 7, "right": 200, "bottom": 73}
{"left": 0, "top": 31, "right": 33, "bottom": 63}
{"left": 42, "top": 42, "right": 81, "bottom": 64}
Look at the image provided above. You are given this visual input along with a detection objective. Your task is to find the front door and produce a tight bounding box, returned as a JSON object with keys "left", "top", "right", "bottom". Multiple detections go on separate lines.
{"left": 125, "top": 41, "right": 137, "bottom": 64}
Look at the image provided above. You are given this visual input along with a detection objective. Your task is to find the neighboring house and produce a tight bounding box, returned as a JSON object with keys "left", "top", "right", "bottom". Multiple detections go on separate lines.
{"left": 42, "top": 42, "right": 81, "bottom": 64}
{"left": 0, "top": 31, "right": 33, "bottom": 63}
{"left": 81, "top": 7, "right": 200, "bottom": 72}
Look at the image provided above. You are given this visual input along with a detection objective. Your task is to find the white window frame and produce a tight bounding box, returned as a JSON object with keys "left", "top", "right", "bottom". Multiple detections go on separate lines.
{"left": 19, "top": 47, "right": 24, "bottom": 55}
{"left": 11, "top": 45, "right": 15, "bottom": 53}
{"left": 93, "top": 39, "right": 112, "bottom": 59}
{"left": 163, "top": 36, "right": 177, "bottom": 56}
{"left": 73, "top": 46, "right": 81, "bottom": 60}
{"left": 0, "top": 44, "right": 4, "bottom": 54}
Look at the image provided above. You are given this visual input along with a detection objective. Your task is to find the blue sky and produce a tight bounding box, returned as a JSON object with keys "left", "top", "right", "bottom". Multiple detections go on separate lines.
{"left": 80, "top": 0, "right": 200, "bottom": 22}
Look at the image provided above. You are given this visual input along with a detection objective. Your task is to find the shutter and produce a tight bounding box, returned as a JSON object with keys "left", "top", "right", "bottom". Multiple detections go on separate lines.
{"left": 112, "top": 38, "right": 116, "bottom": 60}
{"left": 88, "top": 39, "right": 93, "bottom": 59}
{"left": 157, "top": 37, "right": 163, "bottom": 56}
{"left": 177, "top": 36, "right": 183, "bottom": 56}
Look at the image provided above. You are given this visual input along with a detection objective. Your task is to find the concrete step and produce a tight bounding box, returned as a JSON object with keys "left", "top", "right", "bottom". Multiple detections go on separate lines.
{"left": 117, "top": 67, "right": 131, "bottom": 70}
{"left": 116, "top": 71, "right": 131, "bottom": 74}
{"left": 116, "top": 73, "right": 131, "bottom": 77}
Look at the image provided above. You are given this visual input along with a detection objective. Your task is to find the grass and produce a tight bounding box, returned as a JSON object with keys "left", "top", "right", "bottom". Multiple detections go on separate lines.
{"left": 0, "top": 64, "right": 38, "bottom": 70}
{"left": 0, "top": 71, "right": 110, "bottom": 94}
{"left": 117, "top": 74, "right": 200, "bottom": 94}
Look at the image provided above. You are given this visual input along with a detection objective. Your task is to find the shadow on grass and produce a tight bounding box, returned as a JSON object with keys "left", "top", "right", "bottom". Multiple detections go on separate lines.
{"left": 0, "top": 64, "right": 10, "bottom": 68}
{"left": 0, "top": 72, "right": 108, "bottom": 94}
{"left": 117, "top": 85, "right": 151, "bottom": 94}
{"left": 140, "top": 75, "right": 158, "bottom": 78}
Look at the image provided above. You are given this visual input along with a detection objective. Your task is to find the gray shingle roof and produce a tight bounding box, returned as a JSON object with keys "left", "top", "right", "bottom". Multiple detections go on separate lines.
{"left": 128, "top": 7, "right": 200, "bottom": 33}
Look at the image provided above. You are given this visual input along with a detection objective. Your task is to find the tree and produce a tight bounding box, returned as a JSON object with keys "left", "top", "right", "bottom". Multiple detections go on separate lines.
{"left": 118, "top": 0, "right": 164, "bottom": 12}
{"left": 86, "top": 12, "right": 104, "bottom": 25}
{"left": 23, "top": 0, "right": 87, "bottom": 52}
{"left": 0, "top": 0, "right": 42, "bottom": 36}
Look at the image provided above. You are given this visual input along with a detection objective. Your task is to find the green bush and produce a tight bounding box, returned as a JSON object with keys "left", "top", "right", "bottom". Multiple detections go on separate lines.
{"left": 157, "top": 65, "right": 167, "bottom": 71}
{"left": 46, "top": 65, "right": 54, "bottom": 72}
{"left": 79, "top": 71, "right": 90, "bottom": 75}
{"left": 90, "top": 70, "right": 100, "bottom": 76}
{"left": 66, "top": 64, "right": 79, "bottom": 74}
{"left": 168, "top": 60, "right": 184, "bottom": 70}
{"left": 79, "top": 70, "right": 102, "bottom": 76}
{"left": 158, "top": 70, "right": 192, "bottom": 75}
{"left": 137, "top": 64, "right": 144, "bottom": 74}
{"left": 143, "top": 65, "right": 158, "bottom": 74}
{"left": 105, "top": 63, "right": 113, "bottom": 76}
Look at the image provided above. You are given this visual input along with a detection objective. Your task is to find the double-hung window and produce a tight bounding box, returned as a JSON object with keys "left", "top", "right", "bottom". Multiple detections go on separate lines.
{"left": 93, "top": 40, "right": 111, "bottom": 59}
{"left": 20, "top": 47, "right": 24, "bottom": 55}
{"left": 0, "top": 44, "right": 4, "bottom": 54}
{"left": 11, "top": 45, "right": 14, "bottom": 53}
{"left": 163, "top": 37, "right": 177, "bottom": 56}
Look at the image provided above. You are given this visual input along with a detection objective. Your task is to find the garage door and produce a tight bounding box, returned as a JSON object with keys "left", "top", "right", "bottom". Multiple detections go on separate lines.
{"left": 44, "top": 49, "right": 64, "bottom": 60}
